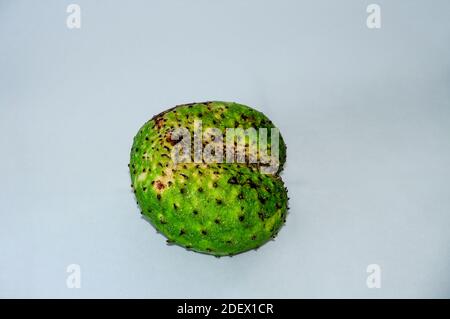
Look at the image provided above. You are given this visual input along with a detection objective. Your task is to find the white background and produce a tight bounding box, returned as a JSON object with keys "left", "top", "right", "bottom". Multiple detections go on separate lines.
{"left": 1, "top": 0, "right": 449, "bottom": 298}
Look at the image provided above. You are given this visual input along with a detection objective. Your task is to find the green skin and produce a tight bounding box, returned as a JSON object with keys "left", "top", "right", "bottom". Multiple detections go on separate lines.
{"left": 129, "top": 101, "right": 288, "bottom": 256}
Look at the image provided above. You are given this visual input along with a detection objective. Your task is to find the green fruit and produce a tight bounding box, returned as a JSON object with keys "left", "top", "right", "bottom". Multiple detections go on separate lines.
{"left": 129, "top": 101, "right": 288, "bottom": 256}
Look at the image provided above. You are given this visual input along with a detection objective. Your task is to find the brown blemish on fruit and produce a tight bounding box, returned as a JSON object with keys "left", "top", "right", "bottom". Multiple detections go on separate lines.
{"left": 156, "top": 180, "right": 164, "bottom": 189}
{"left": 155, "top": 117, "right": 165, "bottom": 129}
{"left": 153, "top": 163, "right": 176, "bottom": 193}
{"left": 165, "top": 131, "right": 177, "bottom": 146}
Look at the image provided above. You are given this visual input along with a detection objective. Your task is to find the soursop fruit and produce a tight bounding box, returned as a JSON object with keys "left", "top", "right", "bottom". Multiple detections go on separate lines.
{"left": 129, "top": 101, "right": 288, "bottom": 256}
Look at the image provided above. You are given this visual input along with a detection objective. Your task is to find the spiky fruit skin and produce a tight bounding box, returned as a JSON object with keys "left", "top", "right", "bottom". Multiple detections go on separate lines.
{"left": 129, "top": 101, "right": 288, "bottom": 256}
